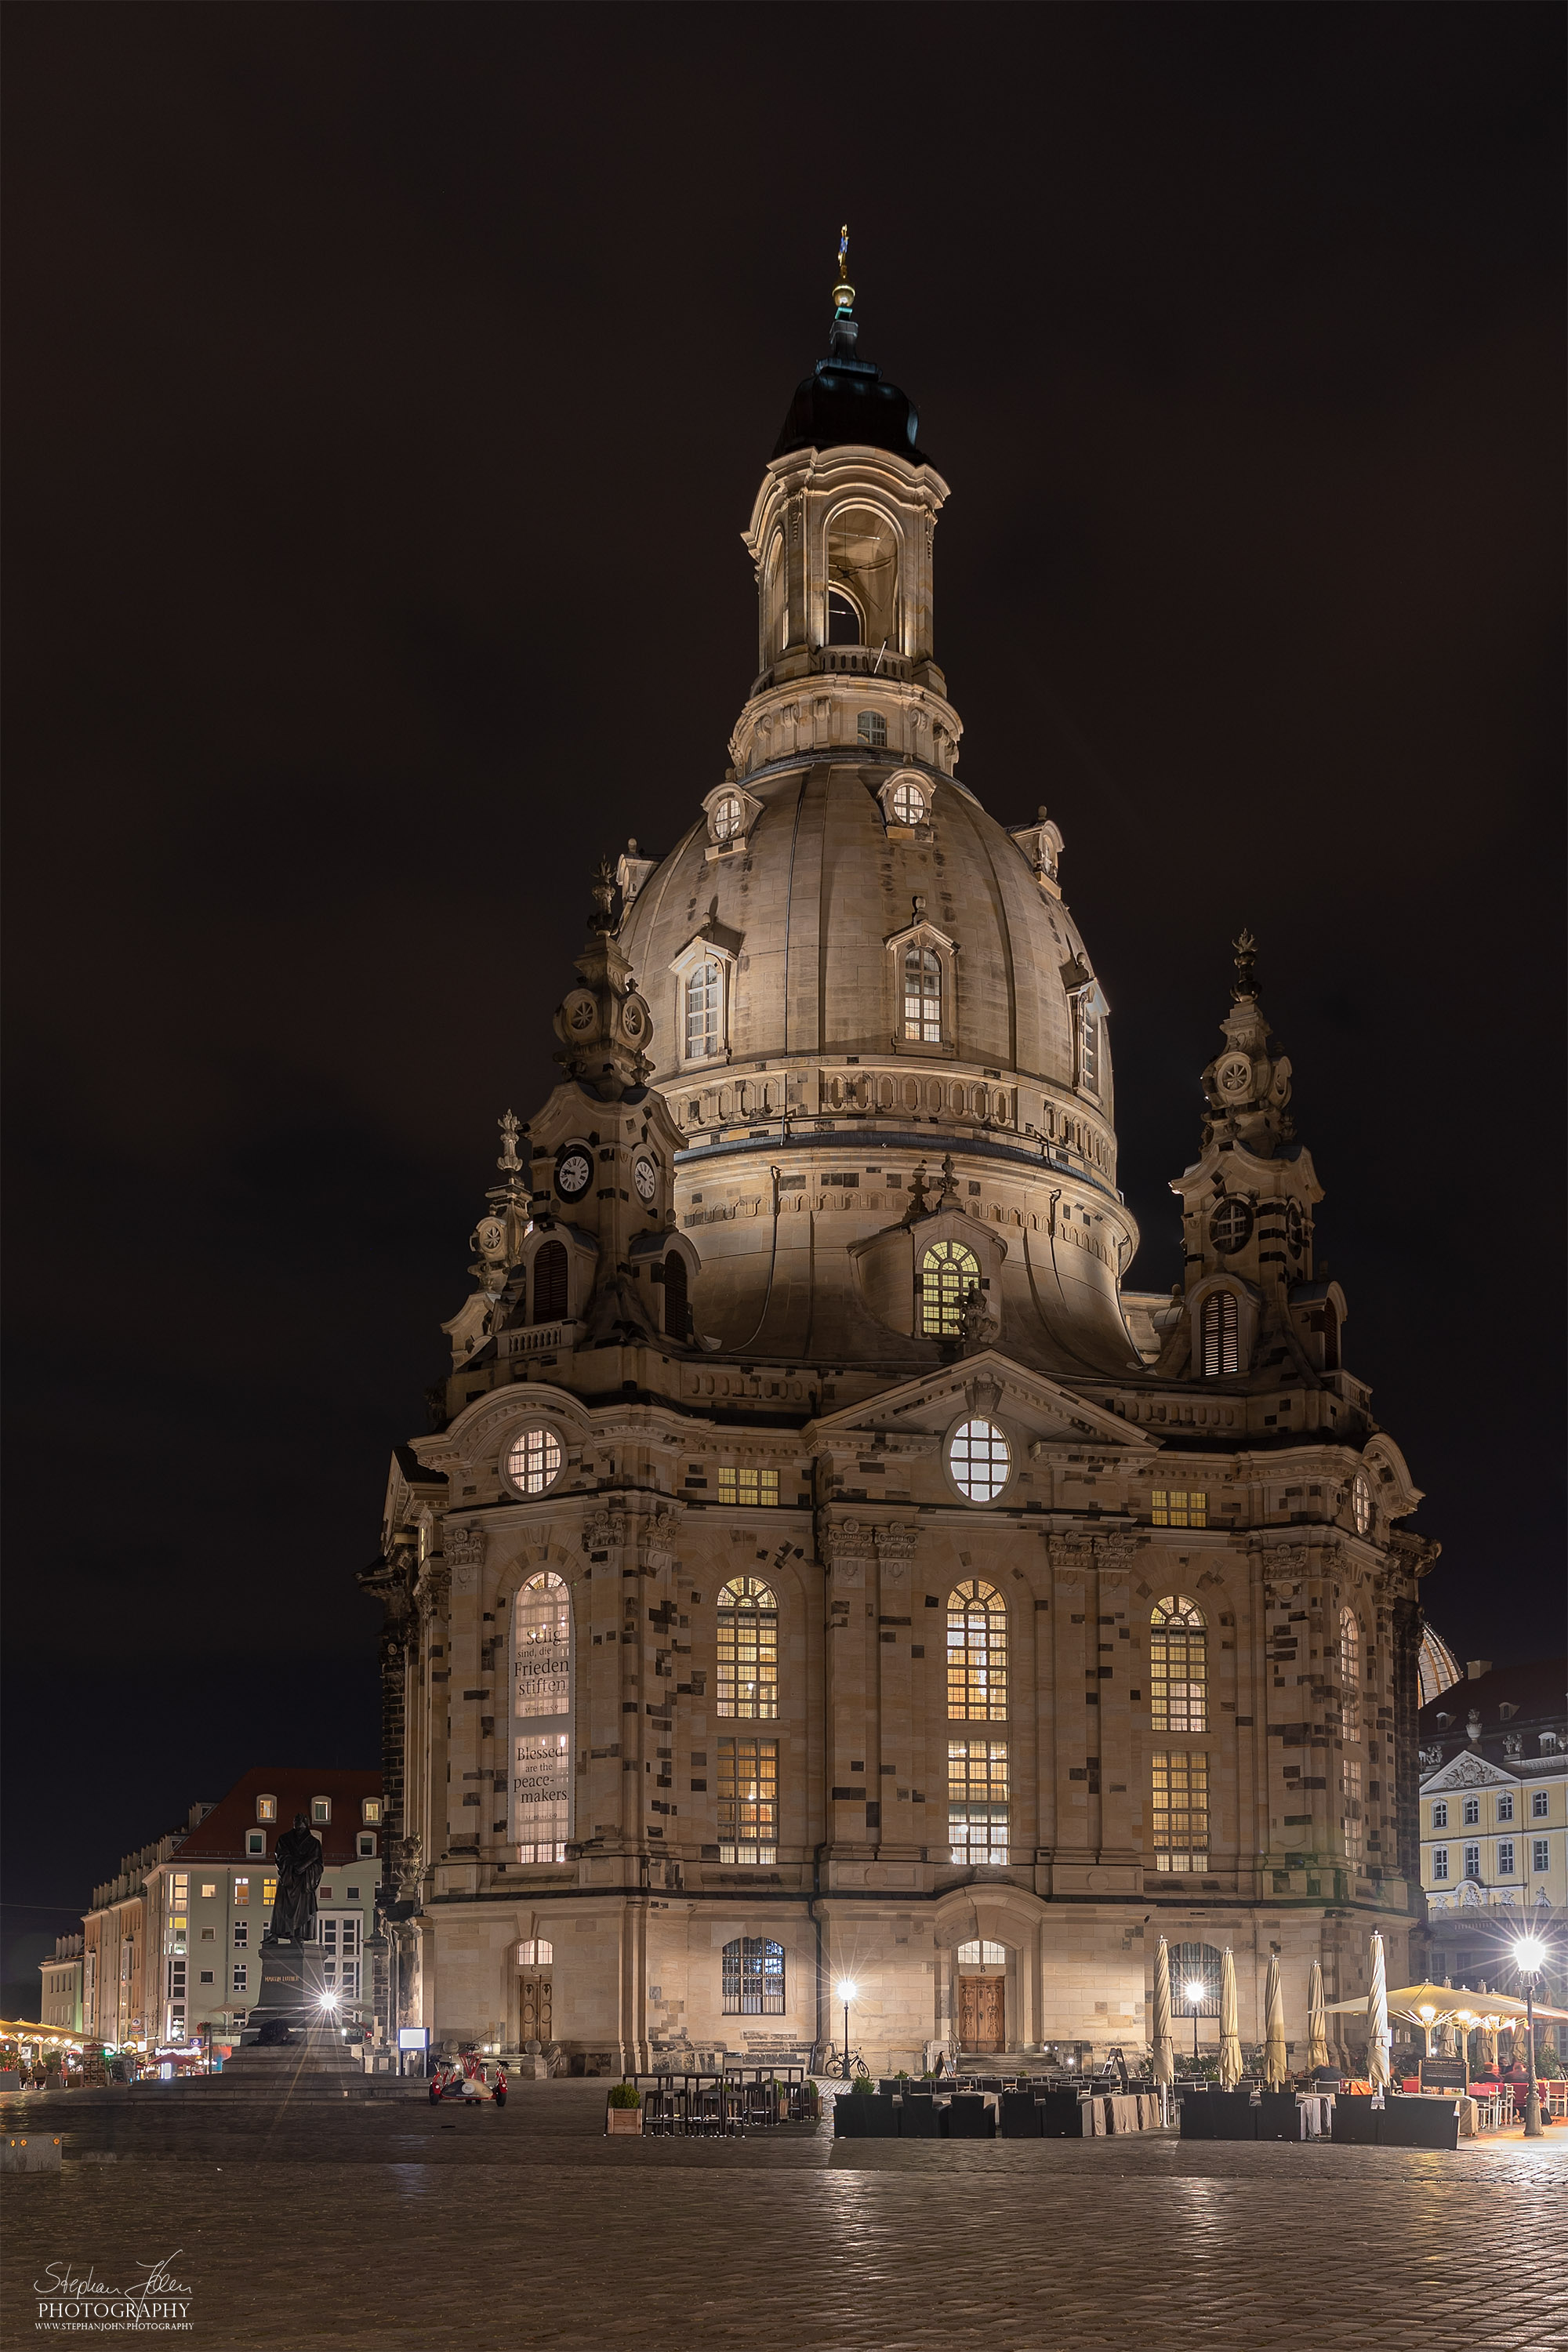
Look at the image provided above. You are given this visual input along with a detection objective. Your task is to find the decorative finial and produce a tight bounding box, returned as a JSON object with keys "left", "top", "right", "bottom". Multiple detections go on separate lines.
{"left": 589, "top": 857, "right": 617, "bottom": 934}
{"left": 497, "top": 1110, "right": 522, "bottom": 1172}
{"left": 832, "top": 221, "right": 855, "bottom": 313}
{"left": 1231, "top": 927, "right": 1258, "bottom": 1003}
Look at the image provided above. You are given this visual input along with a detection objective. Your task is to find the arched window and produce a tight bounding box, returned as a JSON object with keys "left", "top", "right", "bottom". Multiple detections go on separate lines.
{"left": 903, "top": 945, "right": 942, "bottom": 1043}
{"left": 1339, "top": 1606, "right": 1362, "bottom": 1736}
{"left": 721, "top": 1936, "right": 784, "bottom": 2015}
{"left": 710, "top": 793, "right": 744, "bottom": 844}
{"left": 956, "top": 1940, "right": 1007, "bottom": 1967}
{"left": 1149, "top": 1596, "right": 1207, "bottom": 1733}
{"left": 717, "top": 1577, "right": 778, "bottom": 1719}
{"left": 662, "top": 1251, "right": 688, "bottom": 1341}
{"left": 920, "top": 1239, "right": 978, "bottom": 1336}
{"left": 857, "top": 710, "right": 887, "bottom": 747}
{"left": 1152, "top": 1752, "right": 1210, "bottom": 1874}
{"left": 948, "top": 1580, "right": 1007, "bottom": 1719}
{"left": 684, "top": 961, "right": 721, "bottom": 1061}
{"left": 891, "top": 779, "right": 926, "bottom": 825}
{"left": 1321, "top": 1300, "right": 1340, "bottom": 1371}
{"left": 767, "top": 533, "right": 786, "bottom": 655}
{"left": 532, "top": 1240, "right": 568, "bottom": 1324}
{"left": 514, "top": 1572, "right": 572, "bottom": 1863}
{"left": 1172, "top": 1942, "right": 1223, "bottom": 2016}
{"left": 1080, "top": 1007, "right": 1101, "bottom": 1094}
{"left": 827, "top": 588, "right": 861, "bottom": 644}
{"left": 1200, "top": 1290, "right": 1240, "bottom": 1376}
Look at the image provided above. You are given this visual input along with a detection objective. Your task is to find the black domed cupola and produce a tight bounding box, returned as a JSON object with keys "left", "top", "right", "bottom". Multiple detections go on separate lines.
{"left": 771, "top": 227, "right": 927, "bottom": 464}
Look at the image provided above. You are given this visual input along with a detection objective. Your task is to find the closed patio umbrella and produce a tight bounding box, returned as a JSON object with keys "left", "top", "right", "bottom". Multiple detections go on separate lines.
{"left": 1307, "top": 1960, "right": 1329, "bottom": 2074}
{"left": 1218, "top": 1947, "right": 1243, "bottom": 2089}
{"left": 1367, "top": 1932, "right": 1390, "bottom": 2096}
{"left": 1152, "top": 1937, "right": 1174, "bottom": 2090}
{"left": 1263, "top": 1953, "right": 1287, "bottom": 2089}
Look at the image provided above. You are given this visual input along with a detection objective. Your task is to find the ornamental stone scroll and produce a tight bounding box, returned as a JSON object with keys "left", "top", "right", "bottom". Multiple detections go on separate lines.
{"left": 822, "top": 1518, "right": 874, "bottom": 1588}
{"left": 445, "top": 1525, "right": 486, "bottom": 1591}
{"left": 875, "top": 1523, "right": 918, "bottom": 1584}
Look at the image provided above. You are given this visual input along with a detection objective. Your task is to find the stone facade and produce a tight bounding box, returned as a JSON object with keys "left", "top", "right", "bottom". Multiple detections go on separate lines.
{"left": 361, "top": 269, "right": 1438, "bottom": 2074}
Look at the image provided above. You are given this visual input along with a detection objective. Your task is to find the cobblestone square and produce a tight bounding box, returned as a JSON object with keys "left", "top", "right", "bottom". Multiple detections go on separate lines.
{"left": 5, "top": 2084, "right": 1567, "bottom": 2352}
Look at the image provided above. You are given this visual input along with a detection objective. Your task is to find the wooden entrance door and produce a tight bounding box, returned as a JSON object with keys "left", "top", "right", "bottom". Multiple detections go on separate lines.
{"left": 519, "top": 1970, "right": 553, "bottom": 2046}
{"left": 959, "top": 1974, "right": 1004, "bottom": 2053}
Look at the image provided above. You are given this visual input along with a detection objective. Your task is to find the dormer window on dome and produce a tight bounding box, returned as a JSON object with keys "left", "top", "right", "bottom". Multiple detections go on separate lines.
{"left": 701, "top": 782, "right": 762, "bottom": 858}
{"left": 877, "top": 772, "right": 931, "bottom": 835}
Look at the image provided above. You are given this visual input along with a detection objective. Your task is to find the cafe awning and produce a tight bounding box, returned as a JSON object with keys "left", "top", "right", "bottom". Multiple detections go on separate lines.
{"left": 1323, "top": 1982, "right": 1568, "bottom": 2029}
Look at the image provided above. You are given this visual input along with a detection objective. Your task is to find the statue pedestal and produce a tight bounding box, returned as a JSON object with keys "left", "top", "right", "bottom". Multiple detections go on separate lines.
{"left": 240, "top": 1935, "right": 328, "bottom": 2044}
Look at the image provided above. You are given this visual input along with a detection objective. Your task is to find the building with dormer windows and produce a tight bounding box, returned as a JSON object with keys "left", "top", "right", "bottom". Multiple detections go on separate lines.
{"left": 361, "top": 247, "right": 1441, "bottom": 2075}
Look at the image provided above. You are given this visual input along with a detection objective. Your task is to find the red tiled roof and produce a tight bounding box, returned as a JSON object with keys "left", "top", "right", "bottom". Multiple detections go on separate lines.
{"left": 172, "top": 1766, "right": 383, "bottom": 1867}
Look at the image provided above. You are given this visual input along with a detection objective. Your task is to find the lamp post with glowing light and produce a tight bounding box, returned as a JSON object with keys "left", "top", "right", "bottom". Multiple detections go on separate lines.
{"left": 1512, "top": 1936, "right": 1545, "bottom": 2139}
{"left": 836, "top": 1979, "right": 858, "bottom": 2081}
{"left": 1185, "top": 1977, "right": 1207, "bottom": 2064}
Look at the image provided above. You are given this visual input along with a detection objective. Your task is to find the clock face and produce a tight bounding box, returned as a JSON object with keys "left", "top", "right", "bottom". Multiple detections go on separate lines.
{"left": 1216, "top": 1052, "right": 1253, "bottom": 1097}
{"left": 633, "top": 1157, "right": 657, "bottom": 1202}
{"left": 475, "top": 1218, "right": 506, "bottom": 1257}
{"left": 555, "top": 1148, "right": 592, "bottom": 1201}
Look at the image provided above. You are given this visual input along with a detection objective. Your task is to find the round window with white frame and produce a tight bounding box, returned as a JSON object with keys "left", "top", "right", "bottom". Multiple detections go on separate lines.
{"left": 948, "top": 1417, "right": 1011, "bottom": 1504}
{"left": 1351, "top": 1472, "right": 1372, "bottom": 1537}
{"left": 890, "top": 779, "right": 927, "bottom": 826}
{"left": 504, "top": 1425, "right": 564, "bottom": 1498}
{"left": 710, "top": 793, "right": 745, "bottom": 844}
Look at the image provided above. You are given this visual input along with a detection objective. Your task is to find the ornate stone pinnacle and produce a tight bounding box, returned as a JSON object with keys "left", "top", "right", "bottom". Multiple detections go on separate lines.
{"left": 1232, "top": 927, "right": 1258, "bottom": 1003}
{"left": 589, "top": 858, "right": 617, "bottom": 935}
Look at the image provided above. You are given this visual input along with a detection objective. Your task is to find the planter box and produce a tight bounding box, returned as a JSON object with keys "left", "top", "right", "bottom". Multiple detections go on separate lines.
{"left": 1180, "top": 2092, "right": 1215, "bottom": 2140}
{"left": 1257, "top": 2092, "right": 1301, "bottom": 2142}
{"left": 604, "top": 2100, "right": 643, "bottom": 2136}
{"left": 1210, "top": 2094, "right": 1259, "bottom": 2142}
{"left": 1040, "top": 2091, "right": 1086, "bottom": 2139}
{"left": 1378, "top": 2100, "right": 1460, "bottom": 2151}
{"left": 1000, "top": 2091, "right": 1043, "bottom": 2138}
{"left": 946, "top": 2093, "right": 995, "bottom": 2140}
{"left": 833, "top": 2095, "right": 897, "bottom": 2137}
{"left": 900, "top": 2094, "right": 946, "bottom": 2137}
{"left": 1330, "top": 2096, "right": 1378, "bottom": 2144}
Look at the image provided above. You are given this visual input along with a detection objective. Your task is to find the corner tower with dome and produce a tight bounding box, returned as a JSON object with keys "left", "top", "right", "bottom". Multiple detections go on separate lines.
{"left": 359, "top": 249, "right": 1440, "bottom": 2077}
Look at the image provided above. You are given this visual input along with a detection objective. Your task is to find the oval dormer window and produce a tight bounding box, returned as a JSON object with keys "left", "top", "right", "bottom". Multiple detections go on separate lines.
{"left": 711, "top": 793, "right": 744, "bottom": 844}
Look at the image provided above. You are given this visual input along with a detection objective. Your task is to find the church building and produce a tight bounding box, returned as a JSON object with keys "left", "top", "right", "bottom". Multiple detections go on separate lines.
{"left": 360, "top": 247, "right": 1439, "bottom": 2074}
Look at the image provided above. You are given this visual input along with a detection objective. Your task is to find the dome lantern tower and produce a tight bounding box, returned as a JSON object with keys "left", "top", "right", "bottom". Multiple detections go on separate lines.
{"left": 734, "top": 231, "right": 957, "bottom": 784}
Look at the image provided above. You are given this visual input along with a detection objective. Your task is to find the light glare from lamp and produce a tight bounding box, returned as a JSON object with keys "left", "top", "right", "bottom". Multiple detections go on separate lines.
{"left": 1185, "top": 1980, "right": 1206, "bottom": 2005}
{"left": 836, "top": 1979, "right": 858, "bottom": 2005}
{"left": 1514, "top": 1936, "right": 1545, "bottom": 1973}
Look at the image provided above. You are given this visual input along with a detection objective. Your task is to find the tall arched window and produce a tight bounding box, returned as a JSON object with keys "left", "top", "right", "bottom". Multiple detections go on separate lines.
{"left": 1339, "top": 1606, "right": 1362, "bottom": 1737}
{"left": 826, "top": 587, "right": 861, "bottom": 644}
{"left": 1321, "top": 1300, "right": 1340, "bottom": 1371}
{"left": 921, "top": 1240, "right": 978, "bottom": 1337}
{"left": 532, "top": 1240, "right": 568, "bottom": 1324}
{"left": 766, "top": 533, "right": 786, "bottom": 655}
{"left": 903, "top": 945, "right": 942, "bottom": 1042}
{"left": 948, "top": 1581, "right": 1007, "bottom": 1719}
{"left": 717, "top": 1577, "right": 778, "bottom": 1719}
{"left": 721, "top": 1936, "right": 784, "bottom": 2015}
{"left": 1080, "top": 1007, "right": 1101, "bottom": 1094}
{"left": 1172, "top": 1942, "right": 1224, "bottom": 2016}
{"left": 684, "top": 961, "right": 721, "bottom": 1060}
{"left": 1151, "top": 1751, "right": 1209, "bottom": 1873}
{"left": 662, "top": 1252, "right": 688, "bottom": 1340}
{"left": 514, "top": 1572, "right": 572, "bottom": 1863}
{"left": 1200, "top": 1290, "right": 1240, "bottom": 1376}
{"left": 1149, "top": 1596, "right": 1207, "bottom": 1733}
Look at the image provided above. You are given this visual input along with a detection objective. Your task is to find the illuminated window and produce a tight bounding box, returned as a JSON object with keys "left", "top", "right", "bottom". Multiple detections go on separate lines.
{"left": 1152, "top": 1751, "right": 1209, "bottom": 1872}
{"left": 1200, "top": 1291, "right": 1240, "bottom": 1375}
{"left": 722, "top": 1936, "right": 785, "bottom": 2015}
{"left": 362, "top": 1798, "right": 382, "bottom": 1826}
{"left": 1341, "top": 1756, "right": 1363, "bottom": 1860}
{"left": 948, "top": 1418, "right": 1011, "bottom": 1502}
{"left": 234, "top": 1878, "right": 249, "bottom": 1907}
{"left": 890, "top": 779, "right": 926, "bottom": 825}
{"left": 903, "top": 945, "right": 942, "bottom": 1042}
{"left": 1339, "top": 1608, "right": 1361, "bottom": 1736}
{"left": 263, "top": 1878, "right": 277, "bottom": 1910}
{"left": 1149, "top": 1597, "right": 1207, "bottom": 1733}
{"left": 717, "top": 1578, "right": 778, "bottom": 1719}
{"left": 856, "top": 711, "right": 887, "bottom": 747}
{"left": 684, "top": 961, "right": 722, "bottom": 1060}
{"left": 1432, "top": 1847, "right": 1449, "bottom": 1880}
{"left": 710, "top": 793, "right": 744, "bottom": 844}
{"left": 1351, "top": 1474, "right": 1372, "bottom": 1536}
{"left": 717, "top": 1467, "right": 779, "bottom": 1507}
{"left": 1151, "top": 1491, "right": 1207, "bottom": 1529}
{"left": 921, "top": 1240, "right": 978, "bottom": 1338}
{"left": 956, "top": 1940, "right": 1007, "bottom": 1967}
{"left": 1432, "top": 1801, "right": 1448, "bottom": 1830}
{"left": 515, "top": 1571, "right": 572, "bottom": 1863}
{"left": 532, "top": 1240, "right": 568, "bottom": 1324}
{"left": 311, "top": 1798, "right": 331, "bottom": 1825}
{"left": 256, "top": 1795, "right": 277, "bottom": 1823}
{"left": 516, "top": 1939, "right": 554, "bottom": 1966}
{"left": 947, "top": 1581, "right": 1007, "bottom": 1720}
{"left": 717, "top": 1737, "right": 778, "bottom": 1864}
{"left": 1080, "top": 1007, "right": 1101, "bottom": 1094}
{"left": 199, "top": 1883, "right": 216, "bottom": 1900}
{"left": 948, "top": 1740, "right": 1009, "bottom": 1864}
{"left": 505, "top": 1425, "right": 563, "bottom": 1497}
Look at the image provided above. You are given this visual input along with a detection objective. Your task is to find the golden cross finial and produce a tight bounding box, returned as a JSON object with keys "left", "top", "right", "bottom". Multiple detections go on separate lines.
{"left": 833, "top": 221, "right": 855, "bottom": 312}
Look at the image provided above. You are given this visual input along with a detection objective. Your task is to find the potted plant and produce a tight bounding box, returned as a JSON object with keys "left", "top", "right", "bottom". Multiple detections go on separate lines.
{"left": 604, "top": 2082, "right": 643, "bottom": 2136}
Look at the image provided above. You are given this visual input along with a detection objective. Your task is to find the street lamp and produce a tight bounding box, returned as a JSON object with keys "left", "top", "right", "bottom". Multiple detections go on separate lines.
{"left": 1185, "top": 1978, "right": 1207, "bottom": 2063}
{"left": 1512, "top": 1935, "right": 1545, "bottom": 2140}
{"left": 836, "top": 1979, "right": 858, "bottom": 2082}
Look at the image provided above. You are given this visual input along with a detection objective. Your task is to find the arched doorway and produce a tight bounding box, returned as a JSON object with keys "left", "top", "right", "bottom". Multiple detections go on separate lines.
{"left": 517, "top": 1936, "right": 554, "bottom": 2049}
{"left": 956, "top": 1937, "right": 1007, "bottom": 2053}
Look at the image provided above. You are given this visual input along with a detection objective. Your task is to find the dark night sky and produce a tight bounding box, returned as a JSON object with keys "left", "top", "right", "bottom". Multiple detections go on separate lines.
{"left": 4, "top": 4, "right": 1563, "bottom": 2006}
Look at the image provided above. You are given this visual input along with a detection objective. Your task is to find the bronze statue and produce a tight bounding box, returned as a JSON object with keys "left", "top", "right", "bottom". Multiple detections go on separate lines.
{"left": 270, "top": 1812, "right": 324, "bottom": 1942}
